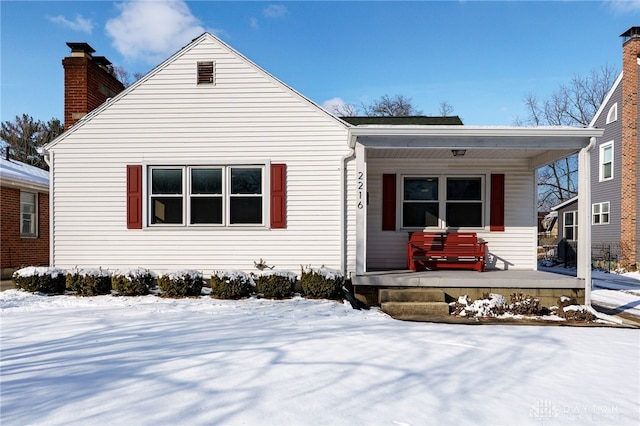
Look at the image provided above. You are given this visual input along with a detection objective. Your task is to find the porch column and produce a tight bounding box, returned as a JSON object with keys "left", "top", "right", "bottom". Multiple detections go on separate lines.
{"left": 577, "top": 138, "right": 595, "bottom": 305}
{"left": 355, "top": 142, "right": 367, "bottom": 275}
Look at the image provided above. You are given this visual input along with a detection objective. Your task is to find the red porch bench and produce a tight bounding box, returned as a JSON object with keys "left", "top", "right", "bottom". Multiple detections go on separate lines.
{"left": 407, "top": 232, "right": 487, "bottom": 272}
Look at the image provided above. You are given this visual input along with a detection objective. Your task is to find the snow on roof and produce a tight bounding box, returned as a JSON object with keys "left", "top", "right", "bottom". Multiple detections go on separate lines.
{"left": 0, "top": 157, "right": 49, "bottom": 190}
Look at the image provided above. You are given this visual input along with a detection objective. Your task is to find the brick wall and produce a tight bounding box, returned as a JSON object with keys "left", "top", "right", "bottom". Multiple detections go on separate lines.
{"left": 63, "top": 55, "right": 125, "bottom": 130}
{"left": 1, "top": 186, "right": 49, "bottom": 276}
{"left": 620, "top": 32, "right": 639, "bottom": 268}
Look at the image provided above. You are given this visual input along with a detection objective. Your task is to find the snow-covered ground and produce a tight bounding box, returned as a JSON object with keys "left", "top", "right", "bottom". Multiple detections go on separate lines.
{"left": 1, "top": 272, "right": 639, "bottom": 426}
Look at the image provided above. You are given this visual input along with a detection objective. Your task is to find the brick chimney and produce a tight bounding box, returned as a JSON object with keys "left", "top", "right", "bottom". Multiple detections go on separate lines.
{"left": 620, "top": 27, "right": 640, "bottom": 268}
{"left": 62, "top": 42, "right": 125, "bottom": 130}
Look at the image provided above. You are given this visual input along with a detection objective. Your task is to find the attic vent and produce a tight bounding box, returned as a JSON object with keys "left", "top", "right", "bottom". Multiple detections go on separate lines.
{"left": 606, "top": 103, "right": 617, "bottom": 124}
{"left": 197, "top": 61, "right": 214, "bottom": 85}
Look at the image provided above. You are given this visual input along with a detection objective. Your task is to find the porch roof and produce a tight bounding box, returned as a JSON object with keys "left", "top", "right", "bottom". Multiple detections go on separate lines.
{"left": 348, "top": 125, "right": 604, "bottom": 166}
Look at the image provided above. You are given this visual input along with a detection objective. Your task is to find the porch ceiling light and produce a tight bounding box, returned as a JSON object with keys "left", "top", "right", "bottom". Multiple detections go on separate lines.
{"left": 451, "top": 149, "right": 466, "bottom": 157}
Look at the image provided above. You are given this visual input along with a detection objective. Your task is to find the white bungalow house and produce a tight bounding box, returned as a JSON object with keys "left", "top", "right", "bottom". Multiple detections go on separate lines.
{"left": 43, "top": 33, "right": 603, "bottom": 307}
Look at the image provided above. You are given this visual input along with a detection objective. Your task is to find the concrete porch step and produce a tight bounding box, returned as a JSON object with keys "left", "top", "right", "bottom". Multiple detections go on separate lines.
{"left": 381, "top": 301, "right": 450, "bottom": 318}
{"left": 379, "top": 288, "right": 446, "bottom": 303}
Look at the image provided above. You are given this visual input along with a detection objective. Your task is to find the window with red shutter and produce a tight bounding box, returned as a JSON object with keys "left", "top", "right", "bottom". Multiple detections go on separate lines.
{"left": 126, "top": 165, "right": 142, "bottom": 229}
{"left": 270, "top": 164, "right": 286, "bottom": 229}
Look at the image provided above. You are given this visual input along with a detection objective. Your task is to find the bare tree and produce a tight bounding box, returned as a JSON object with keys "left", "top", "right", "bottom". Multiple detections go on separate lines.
{"left": 1, "top": 114, "right": 62, "bottom": 170}
{"left": 113, "top": 65, "right": 144, "bottom": 88}
{"left": 361, "top": 94, "right": 423, "bottom": 116}
{"left": 516, "top": 65, "right": 618, "bottom": 210}
{"left": 330, "top": 102, "right": 358, "bottom": 117}
{"left": 439, "top": 101, "right": 454, "bottom": 116}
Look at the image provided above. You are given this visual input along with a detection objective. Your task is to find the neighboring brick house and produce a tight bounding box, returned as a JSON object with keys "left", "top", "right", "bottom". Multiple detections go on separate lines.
{"left": 554, "top": 27, "right": 640, "bottom": 269}
{"left": 0, "top": 156, "right": 50, "bottom": 278}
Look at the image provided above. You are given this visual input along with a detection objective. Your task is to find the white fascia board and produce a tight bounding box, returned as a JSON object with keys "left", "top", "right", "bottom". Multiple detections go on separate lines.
{"left": 589, "top": 71, "right": 623, "bottom": 128}
{"left": 348, "top": 126, "right": 604, "bottom": 149}
{"left": 551, "top": 196, "right": 579, "bottom": 211}
{"left": 0, "top": 178, "right": 49, "bottom": 193}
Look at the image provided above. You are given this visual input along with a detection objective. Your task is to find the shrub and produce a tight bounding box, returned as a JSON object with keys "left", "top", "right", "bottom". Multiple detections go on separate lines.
{"left": 111, "top": 268, "right": 155, "bottom": 296}
{"left": 158, "top": 270, "right": 203, "bottom": 297}
{"left": 12, "top": 267, "right": 67, "bottom": 294}
{"left": 555, "top": 295, "right": 595, "bottom": 321}
{"left": 210, "top": 270, "right": 254, "bottom": 299}
{"left": 449, "top": 293, "right": 507, "bottom": 318}
{"left": 300, "top": 266, "right": 344, "bottom": 299}
{"left": 66, "top": 268, "right": 112, "bottom": 296}
{"left": 255, "top": 270, "right": 297, "bottom": 299}
{"left": 508, "top": 293, "right": 549, "bottom": 316}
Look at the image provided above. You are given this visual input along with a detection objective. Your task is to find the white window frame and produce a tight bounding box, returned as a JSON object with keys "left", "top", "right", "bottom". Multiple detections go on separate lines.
{"left": 20, "top": 191, "right": 37, "bottom": 237}
{"left": 148, "top": 165, "right": 265, "bottom": 227}
{"left": 592, "top": 202, "right": 610, "bottom": 225}
{"left": 400, "top": 174, "right": 485, "bottom": 230}
{"left": 606, "top": 103, "right": 617, "bottom": 124}
{"left": 563, "top": 210, "right": 578, "bottom": 241}
{"left": 599, "top": 141, "right": 614, "bottom": 181}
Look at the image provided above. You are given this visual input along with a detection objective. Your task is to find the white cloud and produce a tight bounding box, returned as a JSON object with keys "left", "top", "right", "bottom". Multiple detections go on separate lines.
{"left": 321, "top": 97, "right": 356, "bottom": 115}
{"left": 105, "top": 0, "right": 205, "bottom": 64}
{"left": 263, "top": 4, "right": 288, "bottom": 18}
{"left": 607, "top": 0, "right": 640, "bottom": 13}
{"left": 250, "top": 17, "right": 259, "bottom": 29}
{"left": 48, "top": 14, "right": 94, "bottom": 33}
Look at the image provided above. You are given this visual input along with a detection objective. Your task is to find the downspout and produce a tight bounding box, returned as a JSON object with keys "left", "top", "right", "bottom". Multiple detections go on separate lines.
{"left": 578, "top": 136, "right": 596, "bottom": 306}
{"left": 40, "top": 148, "right": 54, "bottom": 267}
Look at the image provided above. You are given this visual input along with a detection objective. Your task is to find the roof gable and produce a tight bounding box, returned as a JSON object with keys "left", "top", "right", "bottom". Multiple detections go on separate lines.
{"left": 589, "top": 71, "right": 623, "bottom": 127}
{"left": 45, "top": 32, "right": 349, "bottom": 151}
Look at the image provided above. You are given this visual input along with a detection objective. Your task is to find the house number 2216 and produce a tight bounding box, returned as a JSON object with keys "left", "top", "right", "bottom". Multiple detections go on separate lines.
{"left": 357, "top": 171, "right": 364, "bottom": 209}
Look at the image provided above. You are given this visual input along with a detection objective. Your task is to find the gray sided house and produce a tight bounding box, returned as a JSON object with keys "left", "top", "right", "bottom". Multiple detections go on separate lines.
{"left": 44, "top": 33, "right": 603, "bottom": 307}
{"left": 557, "top": 27, "right": 640, "bottom": 270}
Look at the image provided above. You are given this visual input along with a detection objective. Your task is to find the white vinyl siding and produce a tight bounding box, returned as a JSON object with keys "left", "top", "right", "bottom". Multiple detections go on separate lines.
{"left": 49, "top": 35, "right": 350, "bottom": 275}
{"left": 366, "top": 158, "right": 537, "bottom": 270}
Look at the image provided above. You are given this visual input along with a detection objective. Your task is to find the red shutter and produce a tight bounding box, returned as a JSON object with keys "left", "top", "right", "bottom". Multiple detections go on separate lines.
{"left": 270, "top": 163, "right": 286, "bottom": 229}
{"left": 127, "top": 165, "right": 142, "bottom": 229}
{"left": 382, "top": 174, "right": 396, "bottom": 231}
{"left": 490, "top": 173, "right": 505, "bottom": 232}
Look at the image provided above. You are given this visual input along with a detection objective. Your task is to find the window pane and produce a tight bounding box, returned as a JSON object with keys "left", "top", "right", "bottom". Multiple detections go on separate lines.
{"left": 447, "top": 177, "right": 481, "bottom": 201}
{"left": 593, "top": 204, "right": 600, "bottom": 214}
{"left": 20, "top": 191, "right": 35, "bottom": 205}
{"left": 404, "top": 178, "right": 438, "bottom": 201}
{"left": 152, "top": 169, "right": 182, "bottom": 194}
{"left": 192, "top": 169, "right": 222, "bottom": 194}
{"left": 151, "top": 197, "right": 183, "bottom": 224}
{"left": 603, "top": 146, "right": 612, "bottom": 163}
{"left": 565, "top": 212, "right": 574, "bottom": 226}
{"left": 191, "top": 197, "right": 222, "bottom": 224}
{"left": 22, "top": 214, "right": 33, "bottom": 235}
{"left": 602, "top": 213, "right": 609, "bottom": 224}
{"left": 565, "top": 227, "right": 574, "bottom": 240}
{"left": 231, "top": 168, "right": 262, "bottom": 194}
{"left": 230, "top": 197, "right": 262, "bottom": 224}
{"left": 446, "top": 202, "right": 483, "bottom": 227}
{"left": 403, "top": 202, "right": 439, "bottom": 227}
{"left": 602, "top": 203, "right": 609, "bottom": 213}
{"left": 603, "top": 163, "right": 612, "bottom": 179}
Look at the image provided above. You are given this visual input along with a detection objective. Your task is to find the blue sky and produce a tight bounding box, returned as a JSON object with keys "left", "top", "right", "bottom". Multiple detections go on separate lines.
{"left": 1, "top": 1, "right": 639, "bottom": 126}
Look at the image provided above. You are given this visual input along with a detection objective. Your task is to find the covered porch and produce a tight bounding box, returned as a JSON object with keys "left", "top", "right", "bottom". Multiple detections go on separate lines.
{"left": 347, "top": 124, "right": 604, "bottom": 307}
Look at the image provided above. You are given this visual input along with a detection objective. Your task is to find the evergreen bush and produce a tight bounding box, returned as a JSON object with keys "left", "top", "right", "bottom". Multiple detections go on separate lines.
{"left": 12, "top": 267, "right": 66, "bottom": 294}
{"left": 255, "top": 270, "right": 297, "bottom": 299}
{"left": 300, "top": 266, "right": 344, "bottom": 299}
{"left": 66, "top": 268, "right": 112, "bottom": 296}
{"left": 158, "top": 270, "right": 203, "bottom": 297}
{"left": 210, "top": 270, "right": 254, "bottom": 299}
{"left": 111, "top": 268, "right": 155, "bottom": 296}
